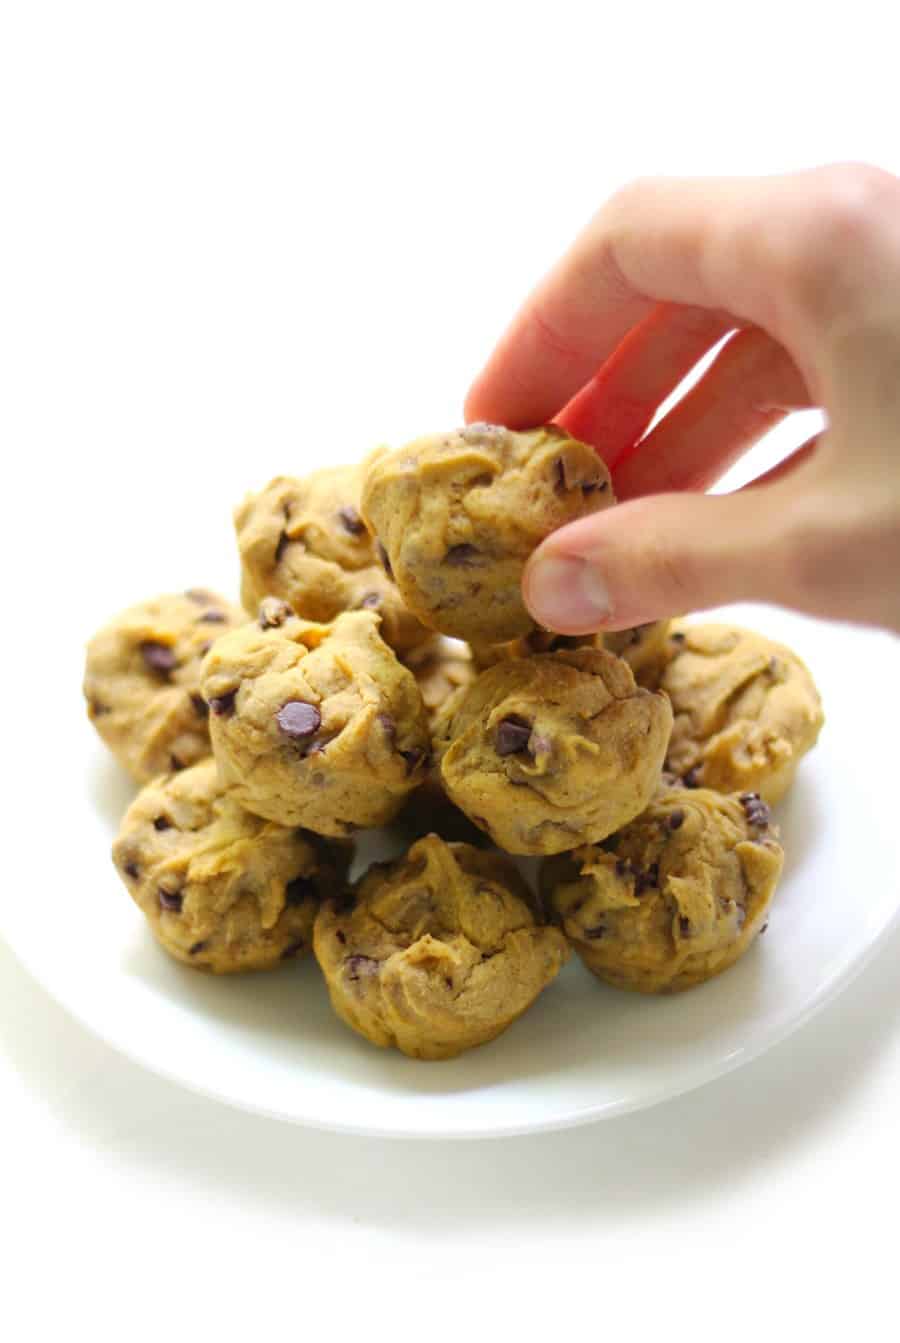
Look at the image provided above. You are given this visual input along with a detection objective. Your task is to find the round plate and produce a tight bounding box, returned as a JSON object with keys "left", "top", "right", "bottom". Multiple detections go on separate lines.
{"left": 5, "top": 587, "right": 900, "bottom": 1137}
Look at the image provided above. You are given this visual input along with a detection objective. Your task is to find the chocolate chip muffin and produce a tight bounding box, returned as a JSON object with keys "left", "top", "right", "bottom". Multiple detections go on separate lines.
{"left": 433, "top": 647, "right": 673, "bottom": 855}
{"left": 314, "top": 834, "right": 569, "bottom": 1059}
{"left": 359, "top": 423, "right": 614, "bottom": 643}
{"left": 542, "top": 787, "right": 783, "bottom": 993}
{"left": 112, "top": 759, "right": 349, "bottom": 972}
{"left": 235, "top": 466, "right": 430, "bottom": 655}
{"left": 201, "top": 602, "right": 431, "bottom": 836}
{"left": 661, "top": 623, "right": 824, "bottom": 803}
{"left": 84, "top": 589, "right": 246, "bottom": 783}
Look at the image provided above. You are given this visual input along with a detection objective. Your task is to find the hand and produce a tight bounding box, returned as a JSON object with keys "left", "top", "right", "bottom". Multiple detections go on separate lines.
{"left": 465, "top": 163, "right": 900, "bottom": 634}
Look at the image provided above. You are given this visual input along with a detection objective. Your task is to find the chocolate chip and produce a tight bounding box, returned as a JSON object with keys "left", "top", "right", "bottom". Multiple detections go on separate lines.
{"left": 399, "top": 747, "right": 427, "bottom": 775}
{"left": 197, "top": 609, "right": 227, "bottom": 624}
{"left": 189, "top": 940, "right": 207, "bottom": 956}
{"left": 583, "top": 923, "right": 606, "bottom": 940}
{"left": 739, "top": 792, "right": 771, "bottom": 828}
{"left": 158, "top": 889, "right": 183, "bottom": 912}
{"left": 276, "top": 700, "right": 322, "bottom": 738}
{"left": 123, "top": 861, "right": 140, "bottom": 880}
{"left": 140, "top": 641, "right": 177, "bottom": 674}
{"left": 89, "top": 700, "right": 111, "bottom": 717}
{"left": 336, "top": 930, "right": 347, "bottom": 945}
{"left": 285, "top": 875, "right": 317, "bottom": 906}
{"left": 153, "top": 816, "right": 172, "bottom": 831}
{"left": 666, "top": 809, "right": 685, "bottom": 831}
{"left": 376, "top": 541, "right": 393, "bottom": 580}
{"left": 346, "top": 954, "right": 379, "bottom": 981}
{"left": 671, "top": 631, "right": 686, "bottom": 645}
{"left": 682, "top": 766, "right": 702, "bottom": 788}
{"left": 495, "top": 714, "right": 532, "bottom": 757}
{"left": 337, "top": 505, "right": 365, "bottom": 536}
{"left": 184, "top": 589, "right": 214, "bottom": 604}
{"left": 444, "top": 543, "right": 481, "bottom": 567}
{"left": 635, "top": 863, "right": 659, "bottom": 897}
{"left": 378, "top": 713, "right": 397, "bottom": 741}
{"left": 281, "top": 939, "right": 305, "bottom": 959}
{"left": 170, "top": 754, "right": 185, "bottom": 772}
{"left": 678, "top": 915, "right": 691, "bottom": 937}
{"left": 209, "top": 690, "right": 237, "bottom": 717}
{"left": 190, "top": 693, "right": 209, "bottom": 718}
{"left": 259, "top": 597, "right": 292, "bottom": 629}
{"left": 274, "top": 531, "right": 290, "bottom": 564}
{"left": 359, "top": 591, "right": 381, "bottom": 610}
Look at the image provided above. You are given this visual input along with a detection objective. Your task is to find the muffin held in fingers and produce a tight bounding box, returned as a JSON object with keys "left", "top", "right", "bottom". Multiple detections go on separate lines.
{"left": 201, "top": 602, "right": 431, "bottom": 836}
{"left": 84, "top": 589, "right": 246, "bottom": 783}
{"left": 234, "top": 466, "right": 430, "bottom": 655}
{"left": 660, "top": 623, "right": 824, "bottom": 803}
{"left": 432, "top": 647, "right": 673, "bottom": 855}
{"left": 112, "top": 759, "right": 349, "bottom": 973}
{"left": 360, "top": 423, "right": 614, "bottom": 644}
{"left": 542, "top": 787, "right": 783, "bottom": 993}
{"left": 314, "top": 834, "right": 569, "bottom": 1060}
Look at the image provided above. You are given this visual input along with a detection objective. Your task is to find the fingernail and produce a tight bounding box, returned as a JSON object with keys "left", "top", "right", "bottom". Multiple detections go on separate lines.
{"left": 524, "top": 553, "right": 612, "bottom": 632}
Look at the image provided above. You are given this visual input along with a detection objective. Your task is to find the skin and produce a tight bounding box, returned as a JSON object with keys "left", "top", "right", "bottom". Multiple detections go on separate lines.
{"left": 465, "top": 163, "right": 900, "bottom": 635}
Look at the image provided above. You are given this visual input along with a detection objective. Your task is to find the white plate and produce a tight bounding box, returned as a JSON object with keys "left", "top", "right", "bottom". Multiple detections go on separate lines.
{"left": 4, "top": 583, "right": 900, "bottom": 1137}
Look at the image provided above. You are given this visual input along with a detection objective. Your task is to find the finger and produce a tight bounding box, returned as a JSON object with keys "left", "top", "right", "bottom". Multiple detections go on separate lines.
{"left": 466, "top": 164, "right": 897, "bottom": 429}
{"left": 555, "top": 303, "right": 738, "bottom": 467}
{"left": 521, "top": 486, "right": 800, "bottom": 634}
{"left": 613, "top": 326, "right": 813, "bottom": 499}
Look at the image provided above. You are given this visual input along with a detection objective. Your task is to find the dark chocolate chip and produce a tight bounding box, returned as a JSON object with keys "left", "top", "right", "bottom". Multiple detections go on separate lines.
{"left": 444, "top": 543, "right": 481, "bottom": 567}
{"left": 666, "top": 809, "right": 685, "bottom": 831}
{"left": 153, "top": 816, "right": 172, "bottom": 831}
{"left": 158, "top": 889, "right": 183, "bottom": 912}
{"left": 259, "top": 597, "right": 292, "bottom": 629}
{"left": 376, "top": 541, "right": 394, "bottom": 580}
{"left": 189, "top": 940, "right": 208, "bottom": 956}
{"left": 184, "top": 589, "right": 214, "bottom": 604}
{"left": 276, "top": 700, "right": 322, "bottom": 738}
{"left": 140, "top": 641, "right": 177, "bottom": 674}
{"left": 495, "top": 714, "right": 532, "bottom": 757}
{"left": 285, "top": 875, "right": 317, "bottom": 906}
{"left": 281, "top": 938, "right": 305, "bottom": 959}
{"left": 123, "top": 861, "right": 140, "bottom": 880}
{"left": 682, "top": 766, "right": 702, "bottom": 788}
{"left": 359, "top": 591, "right": 381, "bottom": 610}
{"left": 336, "top": 930, "right": 347, "bottom": 945}
{"left": 197, "top": 609, "right": 227, "bottom": 624}
{"left": 190, "top": 693, "right": 209, "bottom": 719}
{"left": 378, "top": 713, "right": 397, "bottom": 741}
{"left": 274, "top": 530, "right": 290, "bottom": 563}
{"left": 337, "top": 505, "right": 365, "bottom": 536}
{"left": 346, "top": 954, "right": 379, "bottom": 981}
{"left": 739, "top": 792, "right": 771, "bottom": 828}
{"left": 209, "top": 690, "right": 237, "bottom": 717}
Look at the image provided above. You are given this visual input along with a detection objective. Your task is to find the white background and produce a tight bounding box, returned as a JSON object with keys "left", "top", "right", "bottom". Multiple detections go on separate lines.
{"left": 2, "top": 2, "right": 899, "bottom": 1338}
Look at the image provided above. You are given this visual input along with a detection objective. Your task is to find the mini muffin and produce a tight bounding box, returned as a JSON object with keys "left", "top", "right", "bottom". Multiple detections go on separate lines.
{"left": 661, "top": 623, "right": 824, "bottom": 803}
{"left": 84, "top": 589, "right": 246, "bottom": 782}
{"left": 360, "top": 423, "right": 614, "bottom": 643}
{"left": 314, "top": 834, "right": 569, "bottom": 1059}
{"left": 201, "top": 601, "right": 430, "bottom": 836}
{"left": 542, "top": 787, "right": 783, "bottom": 993}
{"left": 433, "top": 647, "right": 672, "bottom": 855}
{"left": 112, "top": 759, "right": 349, "bottom": 972}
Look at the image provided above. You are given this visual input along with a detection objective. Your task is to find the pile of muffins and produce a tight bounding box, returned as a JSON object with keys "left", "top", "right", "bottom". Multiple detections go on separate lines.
{"left": 85, "top": 424, "right": 824, "bottom": 1061}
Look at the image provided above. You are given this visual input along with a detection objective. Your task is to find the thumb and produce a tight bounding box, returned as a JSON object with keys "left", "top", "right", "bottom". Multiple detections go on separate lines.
{"left": 522, "top": 489, "right": 795, "bottom": 633}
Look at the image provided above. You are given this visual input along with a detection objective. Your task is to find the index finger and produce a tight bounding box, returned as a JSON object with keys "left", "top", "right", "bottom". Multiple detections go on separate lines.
{"left": 465, "top": 166, "right": 886, "bottom": 428}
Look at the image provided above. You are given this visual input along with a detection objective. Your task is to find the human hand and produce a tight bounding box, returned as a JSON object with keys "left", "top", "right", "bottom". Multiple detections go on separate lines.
{"left": 465, "top": 164, "right": 900, "bottom": 634}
